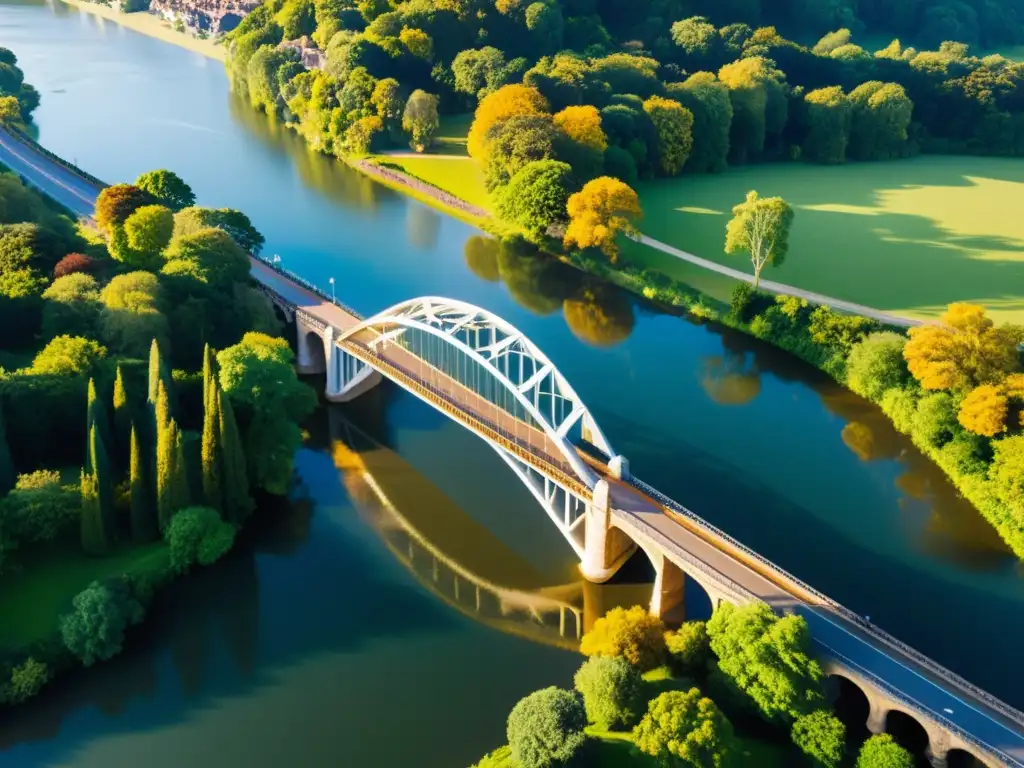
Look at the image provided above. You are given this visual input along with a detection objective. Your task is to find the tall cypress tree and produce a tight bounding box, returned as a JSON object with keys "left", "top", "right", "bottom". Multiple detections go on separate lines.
{"left": 0, "top": 403, "right": 14, "bottom": 497}
{"left": 202, "top": 343, "right": 215, "bottom": 411}
{"left": 85, "top": 378, "right": 113, "bottom": 475}
{"left": 202, "top": 376, "right": 223, "bottom": 513}
{"left": 129, "top": 424, "right": 157, "bottom": 542}
{"left": 93, "top": 417, "right": 115, "bottom": 541}
{"left": 156, "top": 386, "right": 190, "bottom": 534}
{"left": 148, "top": 338, "right": 162, "bottom": 406}
{"left": 219, "top": 391, "right": 253, "bottom": 525}
{"left": 113, "top": 365, "right": 131, "bottom": 467}
{"left": 80, "top": 425, "right": 110, "bottom": 555}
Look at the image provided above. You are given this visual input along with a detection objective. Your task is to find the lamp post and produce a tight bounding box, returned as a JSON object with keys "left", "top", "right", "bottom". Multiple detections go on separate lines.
{"left": 329, "top": 276, "right": 336, "bottom": 303}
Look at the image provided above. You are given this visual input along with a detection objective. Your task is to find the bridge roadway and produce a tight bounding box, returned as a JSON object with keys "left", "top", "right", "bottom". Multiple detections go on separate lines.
{"left": 4, "top": 126, "right": 1024, "bottom": 766}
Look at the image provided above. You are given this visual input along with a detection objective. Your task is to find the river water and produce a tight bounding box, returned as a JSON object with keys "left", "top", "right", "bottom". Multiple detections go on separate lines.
{"left": 0, "top": 1, "right": 1022, "bottom": 764}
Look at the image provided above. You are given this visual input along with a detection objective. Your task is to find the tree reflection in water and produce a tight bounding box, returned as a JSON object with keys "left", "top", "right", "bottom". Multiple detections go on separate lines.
{"left": 699, "top": 352, "right": 762, "bottom": 406}
{"left": 406, "top": 203, "right": 441, "bottom": 251}
{"left": 563, "top": 282, "right": 635, "bottom": 348}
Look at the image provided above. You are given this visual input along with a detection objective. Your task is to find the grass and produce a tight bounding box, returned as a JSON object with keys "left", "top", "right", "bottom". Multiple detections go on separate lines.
{"left": 433, "top": 113, "right": 474, "bottom": 156}
{"left": 632, "top": 155, "right": 1024, "bottom": 324}
{"left": 377, "top": 154, "right": 492, "bottom": 212}
{"left": 0, "top": 541, "right": 169, "bottom": 650}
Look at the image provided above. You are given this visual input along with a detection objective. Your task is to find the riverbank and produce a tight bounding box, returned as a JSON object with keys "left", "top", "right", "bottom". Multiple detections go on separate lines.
{"left": 57, "top": 0, "right": 225, "bottom": 61}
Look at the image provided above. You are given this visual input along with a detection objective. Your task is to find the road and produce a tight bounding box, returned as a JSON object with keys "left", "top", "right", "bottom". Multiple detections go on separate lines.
{"left": 5, "top": 126, "right": 1022, "bottom": 767}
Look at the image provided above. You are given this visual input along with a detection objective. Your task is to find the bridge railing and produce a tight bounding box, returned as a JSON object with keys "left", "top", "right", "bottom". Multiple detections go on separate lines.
{"left": 1, "top": 125, "right": 107, "bottom": 190}
{"left": 628, "top": 475, "right": 1024, "bottom": 727}
{"left": 251, "top": 252, "right": 366, "bottom": 322}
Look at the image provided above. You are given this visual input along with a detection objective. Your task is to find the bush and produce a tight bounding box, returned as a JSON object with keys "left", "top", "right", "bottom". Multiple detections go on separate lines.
{"left": 506, "top": 687, "right": 588, "bottom": 768}
{"left": 791, "top": 710, "right": 846, "bottom": 768}
{"left": 940, "top": 432, "right": 990, "bottom": 476}
{"left": 911, "top": 392, "right": 957, "bottom": 448}
{"left": 580, "top": 605, "right": 667, "bottom": 671}
{"left": 5, "top": 658, "right": 49, "bottom": 704}
{"left": 27, "top": 335, "right": 106, "bottom": 377}
{"left": 632, "top": 689, "right": 738, "bottom": 766}
{"left": 59, "top": 580, "right": 145, "bottom": 666}
{"left": 573, "top": 655, "right": 644, "bottom": 730}
{"left": 856, "top": 734, "right": 913, "bottom": 768}
{"left": 40, "top": 273, "right": 101, "bottom": 340}
{"left": 665, "top": 620, "right": 710, "bottom": 675}
{"left": 729, "top": 284, "right": 772, "bottom": 323}
{"left": 808, "top": 306, "right": 878, "bottom": 355}
{"left": 989, "top": 435, "right": 1024, "bottom": 512}
{"left": 0, "top": 469, "right": 79, "bottom": 544}
{"left": 165, "top": 506, "right": 236, "bottom": 573}
{"left": 845, "top": 331, "right": 908, "bottom": 402}
{"left": 53, "top": 253, "right": 94, "bottom": 278}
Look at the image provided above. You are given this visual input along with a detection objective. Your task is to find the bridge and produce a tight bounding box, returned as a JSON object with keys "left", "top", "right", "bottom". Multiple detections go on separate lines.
{"left": 3, "top": 125, "right": 1024, "bottom": 768}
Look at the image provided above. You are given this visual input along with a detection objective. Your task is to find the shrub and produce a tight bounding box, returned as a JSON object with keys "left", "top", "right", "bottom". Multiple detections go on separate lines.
{"left": 880, "top": 387, "right": 918, "bottom": 433}
{"left": 41, "top": 273, "right": 101, "bottom": 340}
{"left": 845, "top": 331, "right": 908, "bottom": 402}
{"left": 27, "top": 335, "right": 107, "bottom": 377}
{"left": 856, "top": 734, "right": 913, "bottom": 768}
{"left": 0, "top": 469, "right": 80, "bottom": 543}
{"left": 580, "top": 605, "right": 667, "bottom": 671}
{"left": 808, "top": 306, "right": 878, "bottom": 355}
{"left": 59, "top": 580, "right": 145, "bottom": 666}
{"left": 573, "top": 655, "right": 644, "bottom": 730}
{"left": 665, "top": 620, "right": 710, "bottom": 675}
{"left": 53, "top": 253, "right": 94, "bottom": 278}
{"left": 989, "top": 435, "right": 1024, "bottom": 512}
{"left": 506, "top": 687, "right": 587, "bottom": 768}
{"left": 632, "top": 689, "right": 738, "bottom": 766}
{"left": 729, "top": 283, "right": 754, "bottom": 321}
{"left": 911, "top": 392, "right": 957, "bottom": 448}
{"left": 791, "top": 710, "right": 846, "bottom": 768}
{"left": 165, "top": 506, "right": 236, "bottom": 573}
{"left": 5, "top": 658, "right": 49, "bottom": 704}
{"left": 940, "top": 433, "right": 990, "bottom": 476}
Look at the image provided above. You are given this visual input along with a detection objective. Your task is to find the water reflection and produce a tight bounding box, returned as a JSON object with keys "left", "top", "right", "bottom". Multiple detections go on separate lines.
{"left": 699, "top": 352, "right": 762, "bottom": 406}
{"left": 406, "top": 203, "right": 441, "bottom": 251}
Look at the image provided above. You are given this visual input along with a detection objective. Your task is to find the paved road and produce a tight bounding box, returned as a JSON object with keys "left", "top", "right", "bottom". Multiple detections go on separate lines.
{"left": 7, "top": 127, "right": 1022, "bottom": 767}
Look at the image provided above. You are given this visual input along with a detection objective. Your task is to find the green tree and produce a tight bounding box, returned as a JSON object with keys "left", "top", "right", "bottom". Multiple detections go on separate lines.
{"left": 717, "top": 56, "right": 785, "bottom": 163}
{"left": 135, "top": 169, "right": 196, "bottom": 211}
{"left": 706, "top": 602, "right": 825, "bottom": 724}
{"left": 506, "top": 687, "right": 588, "bottom": 768}
{"left": 202, "top": 352, "right": 224, "bottom": 513}
{"left": 218, "top": 390, "right": 254, "bottom": 524}
{"left": 632, "top": 688, "right": 739, "bottom": 768}
{"left": 85, "top": 377, "right": 113, "bottom": 474}
{"left": 482, "top": 114, "right": 559, "bottom": 191}
{"left": 856, "top": 734, "right": 913, "bottom": 768}
{"left": 121, "top": 205, "right": 174, "bottom": 267}
{"left": 0, "top": 403, "right": 15, "bottom": 496}
{"left": 370, "top": 77, "right": 403, "bottom": 135}
{"left": 452, "top": 47, "right": 513, "bottom": 100}
{"left": 99, "top": 272, "right": 168, "bottom": 358}
{"left": 1, "top": 470, "right": 79, "bottom": 544}
{"left": 172, "top": 207, "right": 265, "bottom": 254}
{"left": 845, "top": 332, "right": 909, "bottom": 402}
{"left": 155, "top": 383, "right": 189, "bottom": 531}
{"left": 643, "top": 96, "right": 694, "bottom": 176}
{"left": 41, "top": 273, "right": 102, "bottom": 340}
{"left": 496, "top": 160, "right": 576, "bottom": 237}
{"left": 129, "top": 424, "right": 157, "bottom": 543}
{"left": 165, "top": 506, "right": 236, "bottom": 573}
{"left": 724, "top": 190, "right": 794, "bottom": 289}
{"left": 162, "top": 227, "right": 251, "bottom": 291}
{"left": 6, "top": 658, "right": 49, "bottom": 704}
{"left": 580, "top": 605, "right": 666, "bottom": 671}
{"left": 573, "top": 656, "right": 644, "bottom": 730}
{"left": 29, "top": 335, "right": 107, "bottom": 377}
{"left": 402, "top": 89, "right": 440, "bottom": 151}
{"left": 59, "top": 581, "right": 144, "bottom": 666}
{"left": 848, "top": 82, "right": 913, "bottom": 161}
{"left": 792, "top": 710, "right": 846, "bottom": 768}
{"left": 113, "top": 365, "right": 130, "bottom": 463}
{"left": 80, "top": 428, "right": 109, "bottom": 556}
{"left": 94, "top": 184, "right": 152, "bottom": 234}
{"left": 669, "top": 72, "right": 733, "bottom": 174}
{"left": 666, "top": 620, "right": 710, "bottom": 675}
{"left": 802, "top": 86, "right": 851, "bottom": 164}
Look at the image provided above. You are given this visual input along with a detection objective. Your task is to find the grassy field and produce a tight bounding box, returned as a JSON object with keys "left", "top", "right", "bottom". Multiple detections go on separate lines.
{"left": 632, "top": 155, "right": 1024, "bottom": 324}
{"left": 0, "top": 541, "right": 169, "bottom": 650}
{"left": 379, "top": 154, "right": 492, "bottom": 212}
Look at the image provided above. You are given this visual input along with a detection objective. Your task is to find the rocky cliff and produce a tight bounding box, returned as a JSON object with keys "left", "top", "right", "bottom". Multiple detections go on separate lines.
{"left": 148, "top": 0, "right": 259, "bottom": 35}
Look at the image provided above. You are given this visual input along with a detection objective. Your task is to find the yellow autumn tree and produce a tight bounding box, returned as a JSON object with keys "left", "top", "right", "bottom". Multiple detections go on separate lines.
{"left": 643, "top": 96, "right": 694, "bottom": 176}
{"left": 563, "top": 177, "right": 642, "bottom": 260}
{"left": 903, "top": 303, "right": 1024, "bottom": 391}
{"left": 467, "top": 84, "right": 550, "bottom": 160}
{"left": 399, "top": 27, "right": 433, "bottom": 60}
{"left": 553, "top": 105, "right": 607, "bottom": 152}
{"left": 958, "top": 385, "right": 1008, "bottom": 436}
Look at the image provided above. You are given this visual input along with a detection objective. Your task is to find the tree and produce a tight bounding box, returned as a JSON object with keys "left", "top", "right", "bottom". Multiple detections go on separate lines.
{"left": 1, "top": 470, "right": 80, "bottom": 544}
{"left": 802, "top": 87, "right": 851, "bottom": 164}
{"left": 506, "top": 687, "right": 588, "bottom": 768}
{"left": 402, "top": 89, "right": 440, "bottom": 151}
{"left": 670, "top": 72, "right": 733, "bottom": 173}
{"left": 129, "top": 424, "right": 157, "bottom": 543}
{"left": 553, "top": 105, "right": 607, "bottom": 152}
{"left": 671, "top": 16, "right": 720, "bottom": 62}
{"left": 59, "top": 581, "right": 144, "bottom": 666}
{"left": 202, "top": 349, "right": 224, "bottom": 512}
{"left": 94, "top": 184, "right": 152, "bottom": 234}
{"left": 0, "top": 95, "right": 24, "bottom": 129}
{"left": 343, "top": 114, "right": 383, "bottom": 155}
{"left": 792, "top": 710, "right": 846, "bottom": 768}
{"left": 122, "top": 204, "right": 175, "bottom": 266}
{"left": 812, "top": 28, "right": 851, "bottom": 55}
{"left": 856, "top": 734, "right": 913, "bottom": 768}
{"left": 706, "top": 602, "right": 825, "bottom": 724}
{"left": 845, "top": 332, "right": 909, "bottom": 402}
{"left": 112, "top": 366, "right": 130, "bottom": 460}
{"left": 53, "top": 253, "right": 94, "bottom": 278}
{"left": 958, "top": 384, "right": 1009, "bottom": 437}
{"left": 904, "top": 303, "right": 1023, "bottom": 392}
{"left": 370, "top": 77, "right": 403, "bottom": 135}
{"left": 989, "top": 435, "right": 1024, "bottom": 512}
{"left": 717, "top": 56, "right": 785, "bottom": 163}
{"left": 86, "top": 377, "right": 113, "bottom": 474}
{"left": 80, "top": 427, "right": 110, "bottom": 556}
{"left": 134, "top": 169, "right": 196, "bottom": 211}
{"left": 29, "top": 335, "right": 107, "bottom": 377}
{"left": 724, "top": 190, "right": 794, "bottom": 289}
{"left": 155, "top": 383, "right": 189, "bottom": 531}
{"left": 573, "top": 656, "right": 643, "bottom": 730}
{"left": 99, "top": 271, "right": 168, "bottom": 358}
{"left": 172, "top": 207, "right": 265, "bottom": 254}
{"left": 580, "top": 605, "right": 666, "bottom": 671}
{"left": 632, "top": 688, "right": 739, "bottom": 768}
{"left": 399, "top": 27, "right": 433, "bottom": 60}
{"left": 467, "top": 84, "right": 549, "bottom": 160}
{"left": 482, "top": 114, "right": 559, "bottom": 191}
{"left": 666, "top": 620, "right": 710, "bottom": 675}
{"left": 41, "top": 273, "right": 101, "bottom": 340}
{"left": 563, "top": 177, "right": 642, "bottom": 261}
{"left": 6, "top": 658, "right": 49, "bottom": 704}
{"left": 0, "top": 404, "right": 13, "bottom": 496}
{"left": 496, "top": 160, "right": 576, "bottom": 237}
{"left": 452, "top": 47, "right": 512, "bottom": 101}
{"left": 162, "top": 227, "right": 251, "bottom": 290}
{"left": 643, "top": 96, "right": 695, "bottom": 176}
{"left": 165, "top": 506, "right": 236, "bottom": 573}
{"left": 848, "top": 82, "right": 913, "bottom": 161}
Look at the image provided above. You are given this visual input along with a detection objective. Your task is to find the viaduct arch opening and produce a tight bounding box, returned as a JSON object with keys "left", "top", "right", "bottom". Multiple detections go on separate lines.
{"left": 298, "top": 329, "right": 327, "bottom": 375}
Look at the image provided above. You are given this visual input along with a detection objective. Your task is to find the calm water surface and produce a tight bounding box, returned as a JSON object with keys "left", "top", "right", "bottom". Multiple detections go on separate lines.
{"left": 0, "top": 2, "right": 1022, "bottom": 764}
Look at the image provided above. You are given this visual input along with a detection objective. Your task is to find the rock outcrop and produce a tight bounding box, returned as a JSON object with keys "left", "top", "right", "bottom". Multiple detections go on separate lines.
{"left": 279, "top": 36, "right": 326, "bottom": 69}
{"left": 148, "top": 0, "right": 259, "bottom": 35}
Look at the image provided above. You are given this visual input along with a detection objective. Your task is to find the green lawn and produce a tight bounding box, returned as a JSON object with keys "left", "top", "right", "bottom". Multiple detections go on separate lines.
{"left": 433, "top": 112, "right": 473, "bottom": 156}
{"left": 632, "top": 155, "right": 1024, "bottom": 324}
{"left": 380, "top": 154, "right": 493, "bottom": 213}
{"left": 0, "top": 541, "right": 169, "bottom": 650}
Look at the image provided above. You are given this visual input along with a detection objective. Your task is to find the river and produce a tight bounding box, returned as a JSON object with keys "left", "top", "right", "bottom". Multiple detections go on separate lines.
{"left": 0, "top": 1, "right": 1021, "bottom": 765}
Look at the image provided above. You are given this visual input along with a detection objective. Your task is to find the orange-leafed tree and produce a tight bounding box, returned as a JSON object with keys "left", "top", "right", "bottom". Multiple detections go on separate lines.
{"left": 467, "top": 84, "right": 549, "bottom": 160}
{"left": 903, "top": 303, "right": 1024, "bottom": 392}
{"left": 563, "top": 176, "right": 642, "bottom": 260}
{"left": 94, "top": 184, "right": 152, "bottom": 234}
{"left": 958, "top": 384, "right": 1008, "bottom": 437}
{"left": 553, "top": 105, "right": 607, "bottom": 152}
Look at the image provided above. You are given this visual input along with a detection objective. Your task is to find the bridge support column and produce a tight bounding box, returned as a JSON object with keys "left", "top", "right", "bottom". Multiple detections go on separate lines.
{"left": 924, "top": 728, "right": 952, "bottom": 768}
{"left": 325, "top": 339, "right": 383, "bottom": 403}
{"left": 649, "top": 554, "right": 685, "bottom": 625}
{"left": 866, "top": 698, "right": 888, "bottom": 736}
{"left": 580, "top": 480, "right": 636, "bottom": 583}
{"left": 296, "top": 318, "right": 326, "bottom": 375}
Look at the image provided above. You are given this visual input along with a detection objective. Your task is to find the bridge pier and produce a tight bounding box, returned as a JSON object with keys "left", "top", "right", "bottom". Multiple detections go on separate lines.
{"left": 580, "top": 480, "right": 636, "bottom": 583}
{"left": 649, "top": 553, "right": 685, "bottom": 624}
{"left": 323, "top": 330, "right": 383, "bottom": 403}
{"left": 866, "top": 698, "right": 888, "bottom": 735}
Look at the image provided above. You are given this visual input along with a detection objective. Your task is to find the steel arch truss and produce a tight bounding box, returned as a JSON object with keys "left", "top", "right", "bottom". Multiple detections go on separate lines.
{"left": 337, "top": 297, "right": 616, "bottom": 491}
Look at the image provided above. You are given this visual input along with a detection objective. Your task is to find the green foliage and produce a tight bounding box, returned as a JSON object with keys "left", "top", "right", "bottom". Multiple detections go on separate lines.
{"left": 669, "top": 72, "right": 733, "bottom": 174}
{"left": 665, "top": 620, "right": 710, "bottom": 676}
{"left": 724, "top": 190, "right": 794, "bottom": 288}
{"left": 172, "top": 207, "right": 265, "bottom": 254}
{"left": 855, "top": 734, "right": 913, "bottom": 768}
{"left": 506, "top": 686, "right": 587, "bottom": 768}
{"left": 134, "top": 169, "right": 196, "bottom": 211}
{"left": 123, "top": 204, "right": 174, "bottom": 266}
{"left": 496, "top": 160, "right": 576, "bottom": 237}
{"left": 845, "top": 332, "right": 908, "bottom": 402}
{"left": 28, "top": 335, "right": 106, "bottom": 377}
{"left": 41, "top": 273, "right": 101, "bottom": 340}
{"left": 99, "top": 271, "right": 168, "bottom": 358}
{"left": 791, "top": 710, "right": 845, "bottom": 768}
{"left": 706, "top": 602, "right": 825, "bottom": 724}
{"left": 580, "top": 605, "right": 667, "bottom": 671}
{"left": 0, "top": 469, "right": 79, "bottom": 544}
{"left": 912, "top": 392, "right": 958, "bottom": 448}
{"left": 165, "top": 505, "right": 236, "bottom": 573}
{"left": 5, "top": 658, "right": 50, "bottom": 704}
{"left": 573, "top": 655, "right": 644, "bottom": 730}
{"left": 0, "top": 402, "right": 14, "bottom": 496}
{"left": 129, "top": 424, "right": 158, "bottom": 543}
{"left": 0, "top": 222, "right": 75, "bottom": 299}
{"left": 81, "top": 423, "right": 113, "bottom": 555}
{"left": 632, "top": 688, "right": 739, "bottom": 768}
{"left": 162, "top": 227, "right": 250, "bottom": 291}
{"left": 482, "top": 114, "right": 559, "bottom": 191}
{"left": 218, "top": 390, "right": 254, "bottom": 524}
{"left": 880, "top": 387, "right": 919, "bottom": 434}
{"left": 807, "top": 307, "right": 878, "bottom": 356}
{"left": 155, "top": 381, "right": 190, "bottom": 531}
{"left": 643, "top": 96, "right": 695, "bottom": 176}
{"left": 59, "top": 580, "right": 144, "bottom": 666}
{"left": 94, "top": 184, "right": 152, "bottom": 234}
{"left": 801, "top": 86, "right": 850, "bottom": 164}
{"left": 402, "top": 89, "right": 440, "bottom": 151}
{"left": 990, "top": 435, "right": 1024, "bottom": 513}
